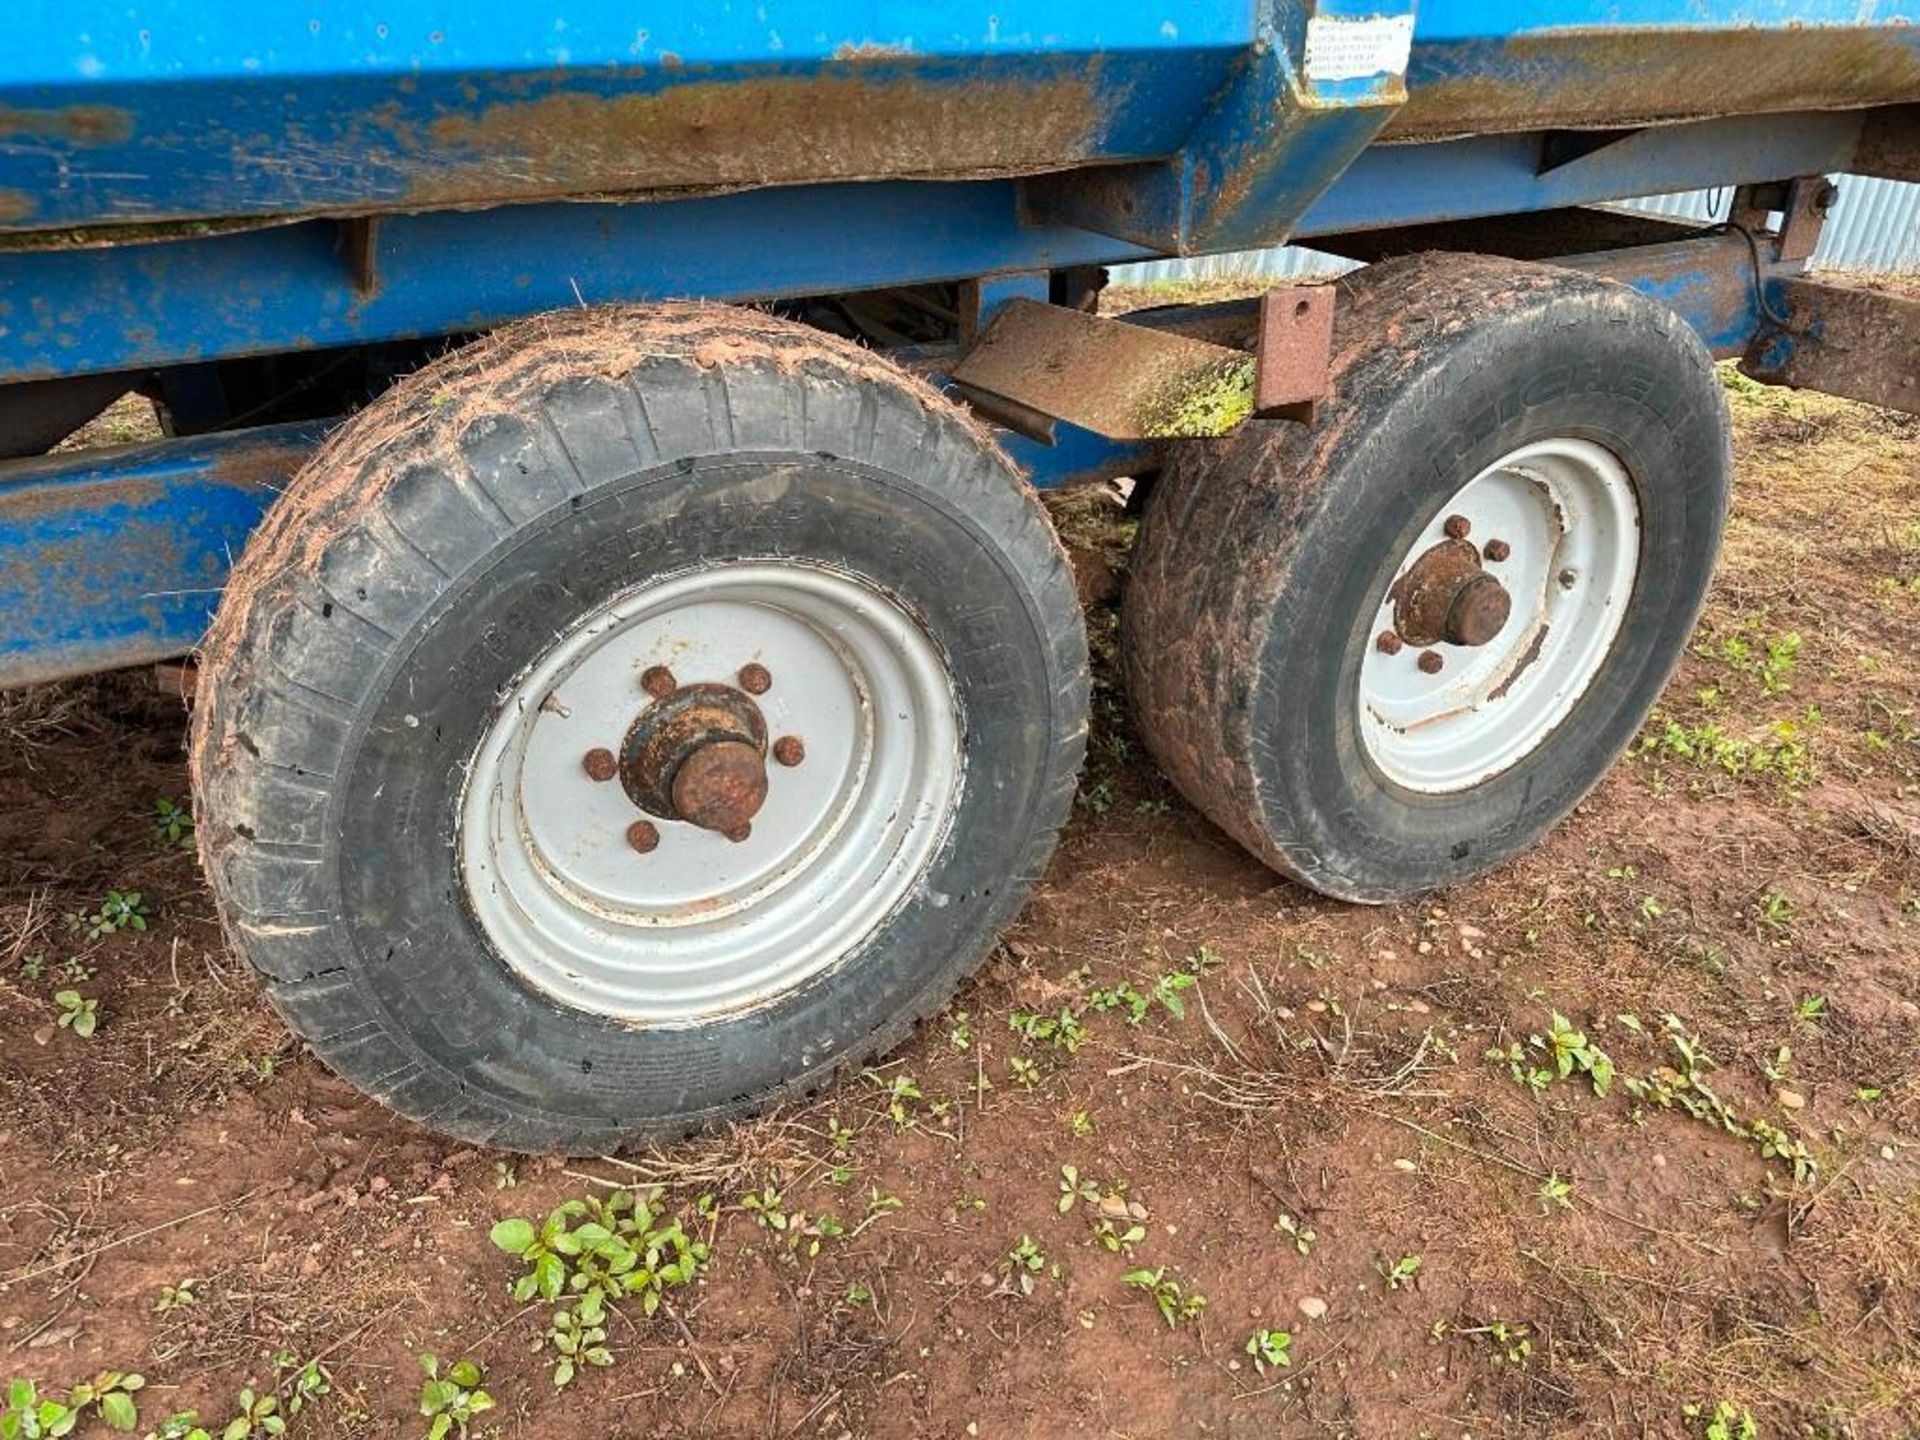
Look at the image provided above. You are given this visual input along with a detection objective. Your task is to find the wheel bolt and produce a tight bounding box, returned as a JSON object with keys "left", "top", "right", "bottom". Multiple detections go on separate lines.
{"left": 1375, "top": 630, "right": 1404, "bottom": 656}
{"left": 1418, "top": 650, "right": 1445, "bottom": 674}
{"left": 773, "top": 735, "right": 806, "bottom": 767}
{"left": 582, "top": 747, "right": 617, "bottom": 782}
{"left": 1483, "top": 539, "right": 1511, "bottom": 562}
{"left": 1558, "top": 567, "right": 1579, "bottom": 589}
{"left": 640, "top": 665, "right": 677, "bottom": 699}
{"left": 721, "top": 821, "right": 752, "bottom": 844}
{"left": 1443, "top": 514, "right": 1472, "bottom": 539}
{"left": 626, "top": 820, "right": 660, "bottom": 854}
{"left": 738, "top": 663, "right": 772, "bottom": 695}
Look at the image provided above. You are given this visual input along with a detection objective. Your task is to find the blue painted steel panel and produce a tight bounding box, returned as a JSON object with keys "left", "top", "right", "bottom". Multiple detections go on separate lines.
{"left": 0, "top": 110, "right": 1876, "bottom": 386}
{"left": 0, "top": 4, "right": 1246, "bottom": 230}
{"left": 0, "top": 422, "right": 322, "bottom": 685}
{"left": 0, "top": 233, "right": 1779, "bottom": 687}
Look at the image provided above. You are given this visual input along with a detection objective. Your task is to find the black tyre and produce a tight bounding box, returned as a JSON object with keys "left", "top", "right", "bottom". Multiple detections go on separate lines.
{"left": 193, "top": 305, "right": 1087, "bottom": 1152}
{"left": 1124, "top": 254, "right": 1730, "bottom": 902}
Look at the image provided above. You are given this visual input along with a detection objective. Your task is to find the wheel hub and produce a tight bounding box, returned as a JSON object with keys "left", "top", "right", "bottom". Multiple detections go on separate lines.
{"left": 1389, "top": 536, "right": 1513, "bottom": 649}
{"left": 1358, "top": 438, "right": 1641, "bottom": 793}
{"left": 616, "top": 679, "right": 770, "bottom": 836}
{"left": 457, "top": 561, "right": 964, "bottom": 1023}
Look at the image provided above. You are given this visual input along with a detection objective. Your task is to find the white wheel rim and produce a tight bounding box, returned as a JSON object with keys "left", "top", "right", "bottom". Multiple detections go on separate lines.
{"left": 458, "top": 562, "right": 963, "bottom": 1024}
{"left": 1358, "top": 437, "right": 1641, "bottom": 793}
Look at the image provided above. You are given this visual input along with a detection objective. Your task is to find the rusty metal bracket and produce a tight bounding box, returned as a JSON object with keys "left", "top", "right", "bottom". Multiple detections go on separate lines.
{"left": 1742, "top": 277, "right": 1920, "bottom": 417}
{"left": 1773, "top": 175, "right": 1838, "bottom": 265}
{"left": 1254, "top": 286, "right": 1334, "bottom": 423}
{"left": 951, "top": 289, "right": 1334, "bottom": 441}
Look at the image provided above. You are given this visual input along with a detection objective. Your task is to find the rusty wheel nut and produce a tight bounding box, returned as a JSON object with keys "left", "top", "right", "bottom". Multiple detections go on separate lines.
{"left": 738, "top": 663, "right": 772, "bottom": 695}
{"left": 626, "top": 820, "right": 660, "bottom": 854}
{"left": 1443, "top": 514, "right": 1472, "bottom": 539}
{"left": 1375, "top": 630, "right": 1404, "bottom": 656}
{"left": 1557, "top": 567, "right": 1579, "bottom": 589}
{"left": 721, "top": 821, "right": 753, "bottom": 844}
{"left": 1483, "top": 538, "right": 1511, "bottom": 562}
{"left": 640, "top": 665, "right": 677, "bottom": 699}
{"left": 582, "top": 747, "right": 617, "bottom": 782}
{"left": 1417, "top": 650, "right": 1445, "bottom": 675}
{"left": 772, "top": 735, "right": 806, "bottom": 767}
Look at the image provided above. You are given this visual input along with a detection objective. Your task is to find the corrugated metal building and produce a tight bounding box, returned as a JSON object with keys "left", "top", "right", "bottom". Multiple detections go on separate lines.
{"left": 1112, "top": 175, "right": 1920, "bottom": 285}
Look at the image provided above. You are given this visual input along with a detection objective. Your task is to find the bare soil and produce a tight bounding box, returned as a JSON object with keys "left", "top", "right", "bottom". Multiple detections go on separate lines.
{"left": 4, "top": 365, "right": 1919, "bottom": 1439}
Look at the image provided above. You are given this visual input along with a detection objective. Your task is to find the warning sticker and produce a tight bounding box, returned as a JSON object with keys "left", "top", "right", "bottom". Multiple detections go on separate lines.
{"left": 1302, "top": 13, "right": 1415, "bottom": 82}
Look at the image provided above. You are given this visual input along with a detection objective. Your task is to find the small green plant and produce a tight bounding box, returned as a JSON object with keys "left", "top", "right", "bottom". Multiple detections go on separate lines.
{"left": 143, "top": 1414, "right": 213, "bottom": 1440}
{"left": 1244, "top": 1328, "right": 1292, "bottom": 1373}
{"left": 153, "top": 1279, "right": 198, "bottom": 1314}
{"left": 77, "top": 890, "right": 148, "bottom": 939}
{"left": 1489, "top": 1012, "right": 1613, "bottom": 1096}
{"left": 544, "top": 1297, "right": 612, "bottom": 1389}
{"left": 1536, "top": 1174, "right": 1574, "bottom": 1214}
{"left": 153, "top": 798, "right": 195, "bottom": 850}
{"left": 1441, "top": 1319, "right": 1533, "bottom": 1365}
{"left": 1793, "top": 993, "right": 1826, "bottom": 1023}
{"left": 1004, "top": 1236, "right": 1048, "bottom": 1296}
{"left": 1007, "top": 1056, "right": 1040, "bottom": 1088}
{"left": 1638, "top": 712, "right": 1815, "bottom": 787}
{"left": 417, "top": 1355, "right": 494, "bottom": 1438}
{"left": 1274, "top": 1212, "right": 1316, "bottom": 1255}
{"left": 1122, "top": 1267, "right": 1207, "bottom": 1328}
{"left": 1755, "top": 889, "right": 1796, "bottom": 935}
{"left": 53, "top": 990, "right": 99, "bottom": 1038}
{"left": 1683, "top": 1399, "right": 1758, "bottom": 1440}
{"left": 1008, "top": 1006, "right": 1085, "bottom": 1054}
{"left": 490, "top": 1187, "right": 710, "bottom": 1385}
{"left": 18, "top": 954, "right": 44, "bottom": 981}
{"left": 270, "top": 1353, "right": 329, "bottom": 1420}
{"left": 947, "top": 1012, "right": 973, "bottom": 1050}
{"left": 214, "top": 1386, "right": 280, "bottom": 1439}
{"left": 1380, "top": 1255, "right": 1422, "bottom": 1291}
{"left": 1069, "top": 1110, "right": 1095, "bottom": 1138}
{"left": 1077, "top": 776, "right": 1116, "bottom": 814}
{"left": 2, "top": 1374, "right": 145, "bottom": 1437}
{"left": 866, "top": 1071, "right": 922, "bottom": 1126}
{"left": 1150, "top": 968, "right": 1197, "bottom": 1020}
{"left": 1086, "top": 979, "right": 1150, "bottom": 1023}
{"left": 1057, "top": 1165, "right": 1101, "bottom": 1212}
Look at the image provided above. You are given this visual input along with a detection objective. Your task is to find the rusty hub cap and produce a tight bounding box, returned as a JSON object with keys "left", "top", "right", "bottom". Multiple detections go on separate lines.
{"left": 1359, "top": 438, "right": 1641, "bottom": 793}
{"left": 456, "top": 562, "right": 963, "bottom": 1023}
{"left": 670, "top": 740, "right": 769, "bottom": 835}
{"left": 617, "top": 681, "right": 770, "bottom": 830}
{"left": 1388, "top": 537, "right": 1512, "bottom": 650}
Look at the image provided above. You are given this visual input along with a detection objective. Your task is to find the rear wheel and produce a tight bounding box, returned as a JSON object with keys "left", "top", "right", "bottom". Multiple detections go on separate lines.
{"left": 193, "top": 305, "right": 1087, "bottom": 1152}
{"left": 1124, "top": 254, "right": 1731, "bottom": 902}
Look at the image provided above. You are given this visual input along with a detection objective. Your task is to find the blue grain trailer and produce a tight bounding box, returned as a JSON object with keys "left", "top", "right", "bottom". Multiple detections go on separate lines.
{"left": 2, "top": 3, "right": 1916, "bottom": 1149}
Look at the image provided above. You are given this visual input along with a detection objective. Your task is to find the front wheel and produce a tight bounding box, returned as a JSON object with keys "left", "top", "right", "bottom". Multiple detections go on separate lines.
{"left": 1124, "top": 254, "right": 1731, "bottom": 902}
{"left": 193, "top": 305, "right": 1087, "bottom": 1152}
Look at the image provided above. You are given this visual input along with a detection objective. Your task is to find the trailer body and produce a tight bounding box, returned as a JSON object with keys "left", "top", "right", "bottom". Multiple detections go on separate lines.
{"left": 1, "top": 2, "right": 1918, "bottom": 688}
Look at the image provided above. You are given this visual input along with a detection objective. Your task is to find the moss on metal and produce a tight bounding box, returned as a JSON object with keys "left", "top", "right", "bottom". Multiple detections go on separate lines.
{"left": 1144, "top": 356, "right": 1256, "bottom": 438}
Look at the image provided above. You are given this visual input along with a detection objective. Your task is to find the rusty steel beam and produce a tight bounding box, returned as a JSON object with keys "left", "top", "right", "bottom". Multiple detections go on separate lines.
{"left": 951, "top": 289, "right": 1334, "bottom": 441}
{"left": 1742, "top": 279, "right": 1920, "bottom": 417}
{"left": 1855, "top": 104, "right": 1920, "bottom": 184}
{"left": 951, "top": 298, "right": 1259, "bottom": 440}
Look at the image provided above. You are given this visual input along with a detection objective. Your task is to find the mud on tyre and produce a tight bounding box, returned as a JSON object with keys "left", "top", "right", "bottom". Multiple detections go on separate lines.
{"left": 193, "top": 305, "right": 1088, "bottom": 1153}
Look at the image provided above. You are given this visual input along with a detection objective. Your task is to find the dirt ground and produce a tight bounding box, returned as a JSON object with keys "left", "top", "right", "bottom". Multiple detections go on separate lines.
{"left": 4, "top": 318, "right": 1920, "bottom": 1439}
